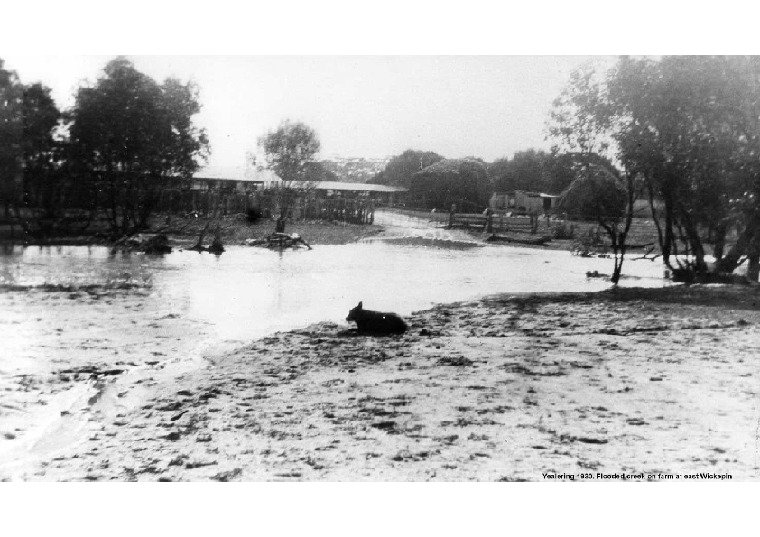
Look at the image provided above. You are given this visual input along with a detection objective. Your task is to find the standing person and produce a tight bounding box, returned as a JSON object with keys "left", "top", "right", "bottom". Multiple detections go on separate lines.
{"left": 448, "top": 203, "right": 457, "bottom": 228}
{"left": 275, "top": 214, "right": 286, "bottom": 234}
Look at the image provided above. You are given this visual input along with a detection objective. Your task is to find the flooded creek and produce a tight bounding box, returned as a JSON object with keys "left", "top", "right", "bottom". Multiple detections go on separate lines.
{"left": 1, "top": 240, "right": 664, "bottom": 353}
{"left": 0, "top": 224, "right": 666, "bottom": 472}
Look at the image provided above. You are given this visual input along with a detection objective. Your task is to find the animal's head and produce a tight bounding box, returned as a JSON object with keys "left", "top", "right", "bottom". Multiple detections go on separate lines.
{"left": 346, "top": 301, "right": 363, "bottom": 322}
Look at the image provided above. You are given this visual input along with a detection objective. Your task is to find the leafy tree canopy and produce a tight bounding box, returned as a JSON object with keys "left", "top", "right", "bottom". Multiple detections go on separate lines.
{"left": 258, "top": 120, "right": 320, "bottom": 182}
{"left": 488, "top": 149, "right": 579, "bottom": 195}
{"left": 22, "top": 83, "right": 60, "bottom": 171}
{"left": 548, "top": 61, "right": 614, "bottom": 161}
{"left": 374, "top": 149, "right": 444, "bottom": 188}
{"left": 1, "top": 59, "right": 61, "bottom": 203}
{"left": 69, "top": 56, "right": 209, "bottom": 177}
{"left": 0, "top": 58, "right": 23, "bottom": 196}
{"left": 303, "top": 161, "right": 338, "bottom": 182}
{"left": 607, "top": 55, "right": 760, "bottom": 272}
{"left": 409, "top": 158, "right": 491, "bottom": 210}
{"left": 548, "top": 55, "right": 760, "bottom": 275}
{"left": 558, "top": 164, "right": 626, "bottom": 221}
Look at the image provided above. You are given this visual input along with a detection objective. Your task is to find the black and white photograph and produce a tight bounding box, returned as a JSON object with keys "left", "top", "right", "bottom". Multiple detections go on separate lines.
{"left": 2, "top": 6, "right": 760, "bottom": 528}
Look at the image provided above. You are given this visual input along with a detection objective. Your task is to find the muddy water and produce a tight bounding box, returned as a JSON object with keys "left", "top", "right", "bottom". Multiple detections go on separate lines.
{"left": 0, "top": 227, "right": 667, "bottom": 474}
{"left": 1, "top": 240, "right": 664, "bottom": 344}
{"left": 0, "top": 238, "right": 665, "bottom": 396}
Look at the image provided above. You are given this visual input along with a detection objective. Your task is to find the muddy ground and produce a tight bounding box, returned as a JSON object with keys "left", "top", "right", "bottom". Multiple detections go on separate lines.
{"left": 2, "top": 284, "right": 759, "bottom": 481}
{"left": 4, "top": 213, "right": 384, "bottom": 249}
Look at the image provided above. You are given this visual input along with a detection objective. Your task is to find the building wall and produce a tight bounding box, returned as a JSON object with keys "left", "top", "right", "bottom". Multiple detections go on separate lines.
{"left": 490, "top": 191, "right": 558, "bottom": 214}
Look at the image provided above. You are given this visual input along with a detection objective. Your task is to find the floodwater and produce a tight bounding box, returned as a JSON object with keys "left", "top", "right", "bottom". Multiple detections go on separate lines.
{"left": 0, "top": 217, "right": 667, "bottom": 471}
{"left": 0, "top": 231, "right": 667, "bottom": 383}
{"left": 1, "top": 240, "right": 664, "bottom": 342}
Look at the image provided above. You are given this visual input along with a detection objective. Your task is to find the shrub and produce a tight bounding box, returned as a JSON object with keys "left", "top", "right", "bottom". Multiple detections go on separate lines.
{"left": 551, "top": 221, "right": 575, "bottom": 239}
{"left": 246, "top": 207, "right": 262, "bottom": 223}
{"left": 572, "top": 227, "right": 607, "bottom": 256}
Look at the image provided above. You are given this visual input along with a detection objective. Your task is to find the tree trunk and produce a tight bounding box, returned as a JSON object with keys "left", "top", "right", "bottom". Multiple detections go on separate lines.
{"left": 715, "top": 214, "right": 760, "bottom": 273}
{"left": 712, "top": 222, "right": 727, "bottom": 261}
{"left": 662, "top": 198, "right": 674, "bottom": 270}
{"left": 682, "top": 214, "right": 707, "bottom": 273}
{"left": 747, "top": 254, "right": 760, "bottom": 282}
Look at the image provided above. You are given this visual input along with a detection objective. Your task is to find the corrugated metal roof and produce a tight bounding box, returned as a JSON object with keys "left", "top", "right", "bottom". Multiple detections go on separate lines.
{"left": 311, "top": 181, "right": 407, "bottom": 193}
{"left": 495, "top": 190, "right": 560, "bottom": 198}
{"left": 192, "top": 166, "right": 281, "bottom": 183}
{"left": 191, "top": 167, "right": 406, "bottom": 192}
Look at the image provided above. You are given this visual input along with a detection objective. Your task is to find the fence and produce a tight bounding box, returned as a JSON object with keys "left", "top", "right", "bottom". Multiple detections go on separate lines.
{"left": 380, "top": 207, "right": 661, "bottom": 246}
{"left": 1, "top": 187, "right": 381, "bottom": 238}
{"left": 380, "top": 207, "right": 546, "bottom": 233}
{"left": 152, "top": 189, "right": 378, "bottom": 223}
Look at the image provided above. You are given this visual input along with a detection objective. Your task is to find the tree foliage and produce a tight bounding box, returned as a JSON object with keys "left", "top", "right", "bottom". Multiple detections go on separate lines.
{"left": 550, "top": 55, "right": 760, "bottom": 280}
{"left": 374, "top": 150, "right": 444, "bottom": 188}
{"left": 303, "top": 161, "right": 338, "bottom": 182}
{"left": 607, "top": 56, "right": 760, "bottom": 275}
{"left": 1, "top": 58, "right": 63, "bottom": 226}
{"left": 548, "top": 61, "right": 614, "bottom": 166}
{"left": 258, "top": 120, "right": 320, "bottom": 183}
{"left": 22, "top": 83, "right": 60, "bottom": 169}
{"left": 70, "top": 57, "right": 208, "bottom": 178}
{"left": 21, "top": 83, "right": 64, "bottom": 221}
{"left": 68, "top": 57, "right": 209, "bottom": 234}
{"left": 549, "top": 61, "right": 636, "bottom": 284}
{"left": 558, "top": 165, "right": 626, "bottom": 222}
{"left": 488, "top": 149, "right": 576, "bottom": 195}
{"left": 409, "top": 158, "right": 491, "bottom": 211}
{"left": 0, "top": 58, "right": 23, "bottom": 202}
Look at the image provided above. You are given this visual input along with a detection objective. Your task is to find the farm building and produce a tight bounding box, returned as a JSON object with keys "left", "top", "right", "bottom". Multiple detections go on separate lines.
{"left": 190, "top": 166, "right": 282, "bottom": 191}
{"left": 490, "top": 190, "right": 560, "bottom": 214}
{"left": 167, "top": 166, "right": 408, "bottom": 220}
{"left": 308, "top": 181, "right": 406, "bottom": 205}
{"left": 190, "top": 167, "right": 406, "bottom": 204}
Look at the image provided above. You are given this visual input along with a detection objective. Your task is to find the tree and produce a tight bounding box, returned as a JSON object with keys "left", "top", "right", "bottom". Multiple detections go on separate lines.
{"left": 374, "top": 150, "right": 444, "bottom": 188}
{"left": 488, "top": 149, "right": 577, "bottom": 195}
{"left": 559, "top": 164, "right": 634, "bottom": 283}
{"left": 0, "top": 58, "right": 23, "bottom": 207}
{"left": 549, "top": 61, "right": 637, "bottom": 284}
{"left": 258, "top": 120, "right": 320, "bottom": 183}
{"left": 1, "top": 59, "right": 66, "bottom": 237}
{"left": 545, "top": 153, "right": 581, "bottom": 194}
{"left": 69, "top": 57, "right": 209, "bottom": 235}
{"left": 489, "top": 150, "right": 548, "bottom": 192}
{"left": 607, "top": 56, "right": 760, "bottom": 277}
{"left": 548, "top": 61, "right": 614, "bottom": 175}
{"left": 409, "top": 158, "right": 491, "bottom": 211}
{"left": 549, "top": 56, "right": 760, "bottom": 282}
{"left": 21, "top": 83, "right": 62, "bottom": 221}
{"left": 303, "top": 161, "right": 338, "bottom": 182}
{"left": 257, "top": 120, "right": 321, "bottom": 220}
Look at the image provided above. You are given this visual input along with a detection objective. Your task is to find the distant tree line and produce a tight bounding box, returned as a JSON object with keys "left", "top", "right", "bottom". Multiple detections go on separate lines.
{"left": 409, "top": 158, "right": 491, "bottom": 211}
{"left": 372, "top": 148, "right": 594, "bottom": 211}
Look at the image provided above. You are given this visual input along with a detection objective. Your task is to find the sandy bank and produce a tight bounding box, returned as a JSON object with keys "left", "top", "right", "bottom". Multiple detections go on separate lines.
{"left": 5, "top": 285, "right": 759, "bottom": 481}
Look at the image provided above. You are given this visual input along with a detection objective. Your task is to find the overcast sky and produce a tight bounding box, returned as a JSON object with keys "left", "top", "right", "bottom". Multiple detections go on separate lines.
{"left": 4, "top": 55, "right": 613, "bottom": 166}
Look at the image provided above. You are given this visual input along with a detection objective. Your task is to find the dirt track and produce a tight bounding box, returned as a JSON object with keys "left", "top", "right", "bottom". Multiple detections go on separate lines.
{"left": 4, "top": 285, "right": 758, "bottom": 481}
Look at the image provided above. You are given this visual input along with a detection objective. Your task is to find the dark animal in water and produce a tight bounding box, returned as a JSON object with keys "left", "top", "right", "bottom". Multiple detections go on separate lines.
{"left": 346, "top": 301, "right": 408, "bottom": 334}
